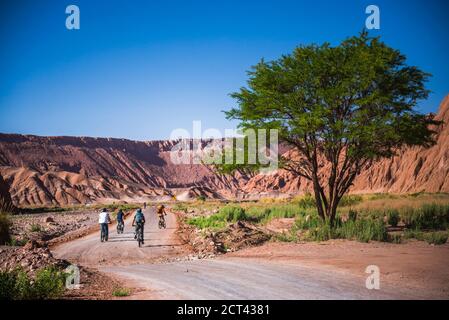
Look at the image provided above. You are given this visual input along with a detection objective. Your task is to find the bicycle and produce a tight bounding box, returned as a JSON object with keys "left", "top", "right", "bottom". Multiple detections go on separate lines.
{"left": 134, "top": 222, "right": 144, "bottom": 247}
{"left": 158, "top": 215, "right": 166, "bottom": 229}
{"left": 117, "top": 220, "right": 124, "bottom": 234}
{"left": 100, "top": 224, "right": 108, "bottom": 242}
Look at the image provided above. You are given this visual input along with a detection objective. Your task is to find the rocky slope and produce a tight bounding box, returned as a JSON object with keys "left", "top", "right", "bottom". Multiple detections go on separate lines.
{"left": 1, "top": 95, "right": 448, "bottom": 206}
{"left": 0, "top": 136, "right": 245, "bottom": 205}
{"left": 0, "top": 174, "right": 15, "bottom": 211}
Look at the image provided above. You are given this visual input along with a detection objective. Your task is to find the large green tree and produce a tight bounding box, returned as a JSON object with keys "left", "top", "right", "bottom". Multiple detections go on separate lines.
{"left": 224, "top": 32, "right": 440, "bottom": 224}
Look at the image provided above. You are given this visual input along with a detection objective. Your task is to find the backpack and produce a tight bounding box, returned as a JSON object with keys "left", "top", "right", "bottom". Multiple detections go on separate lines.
{"left": 135, "top": 212, "right": 144, "bottom": 223}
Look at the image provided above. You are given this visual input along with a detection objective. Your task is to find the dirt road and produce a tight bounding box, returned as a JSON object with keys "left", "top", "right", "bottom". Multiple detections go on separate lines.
{"left": 102, "top": 257, "right": 427, "bottom": 299}
{"left": 53, "top": 207, "right": 439, "bottom": 300}
{"left": 53, "top": 207, "right": 187, "bottom": 266}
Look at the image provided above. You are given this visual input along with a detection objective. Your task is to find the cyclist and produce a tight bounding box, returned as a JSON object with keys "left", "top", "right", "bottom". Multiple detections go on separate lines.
{"left": 116, "top": 209, "right": 125, "bottom": 233}
{"left": 157, "top": 204, "right": 167, "bottom": 225}
{"left": 132, "top": 208, "right": 146, "bottom": 244}
{"left": 98, "top": 208, "right": 111, "bottom": 242}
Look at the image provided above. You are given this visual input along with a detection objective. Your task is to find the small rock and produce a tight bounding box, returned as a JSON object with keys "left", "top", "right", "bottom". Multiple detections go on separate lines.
{"left": 45, "top": 217, "right": 54, "bottom": 223}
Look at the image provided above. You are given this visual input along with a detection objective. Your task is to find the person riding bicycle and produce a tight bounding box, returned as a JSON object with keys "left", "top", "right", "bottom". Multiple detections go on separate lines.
{"left": 132, "top": 208, "right": 146, "bottom": 244}
{"left": 156, "top": 204, "right": 167, "bottom": 223}
{"left": 98, "top": 208, "right": 111, "bottom": 242}
{"left": 116, "top": 209, "right": 125, "bottom": 232}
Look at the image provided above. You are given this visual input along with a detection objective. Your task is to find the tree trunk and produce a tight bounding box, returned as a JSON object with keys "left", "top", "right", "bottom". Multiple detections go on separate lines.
{"left": 312, "top": 178, "right": 326, "bottom": 221}
{"left": 327, "top": 196, "right": 340, "bottom": 226}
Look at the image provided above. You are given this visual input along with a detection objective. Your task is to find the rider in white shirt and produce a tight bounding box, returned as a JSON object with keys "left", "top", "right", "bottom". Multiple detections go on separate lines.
{"left": 98, "top": 208, "right": 111, "bottom": 242}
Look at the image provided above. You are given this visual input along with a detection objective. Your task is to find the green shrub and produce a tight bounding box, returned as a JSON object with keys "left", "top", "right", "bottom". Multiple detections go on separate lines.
{"left": 112, "top": 287, "right": 131, "bottom": 297}
{"left": 389, "top": 233, "right": 403, "bottom": 244}
{"left": 348, "top": 209, "right": 357, "bottom": 222}
{"left": 401, "top": 204, "right": 449, "bottom": 230}
{"left": 403, "top": 229, "right": 424, "bottom": 241}
{"left": 30, "top": 224, "right": 42, "bottom": 232}
{"left": 0, "top": 213, "right": 12, "bottom": 245}
{"left": 32, "top": 267, "right": 66, "bottom": 299}
{"left": 186, "top": 206, "right": 245, "bottom": 229}
{"left": 187, "top": 205, "right": 277, "bottom": 229}
{"left": 295, "top": 214, "right": 323, "bottom": 230}
{"left": 0, "top": 269, "right": 17, "bottom": 300}
{"left": 13, "top": 269, "right": 33, "bottom": 300}
{"left": 7, "top": 237, "right": 28, "bottom": 247}
{"left": 0, "top": 267, "right": 66, "bottom": 300}
{"left": 404, "top": 230, "right": 448, "bottom": 245}
{"left": 297, "top": 194, "right": 316, "bottom": 209}
{"left": 365, "top": 210, "right": 385, "bottom": 222}
{"left": 335, "top": 218, "right": 387, "bottom": 242}
{"left": 367, "top": 193, "right": 399, "bottom": 200}
{"left": 246, "top": 205, "right": 301, "bottom": 224}
{"left": 172, "top": 203, "right": 189, "bottom": 213}
{"left": 387, "top": 209, "right": 400, "bottom": 227}
{"left": 297, "top": 212, "right": 387, "bottom": 243}
{"left": 424, "top": 232, "right": 448, "bottom": 245}
{"left": 219, "top": 206, "right": 248, "bottom": 222}
{"left": 275, "top": 232, "right": 298, "bottom": 242}
{"left": 196, "top": 195, "right": 206, "bottom": 202}
{"left": 339, "top": 195, "right": 363, "bottom": 207}
{"left": 306, "top": 222, "right": 333, "bottom": 241}
{"left": 186, "top": 216, "right": 227, "bottom": 230}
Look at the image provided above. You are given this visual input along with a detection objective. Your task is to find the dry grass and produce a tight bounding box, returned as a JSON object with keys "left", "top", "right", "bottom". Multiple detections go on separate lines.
{"left": 180, "top": 193, "right": 449, "bottom": 214}
{"left": 346, "top": 193, "right": 449, "bottom": 213}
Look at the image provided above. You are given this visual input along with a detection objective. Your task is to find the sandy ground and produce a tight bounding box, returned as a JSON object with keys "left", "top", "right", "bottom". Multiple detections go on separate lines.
{"left": 10, "top": 210, "right": 99, "bottom": 243}
{"left": 53, "top": 208, "right": 449, "bottom": 300}
{"left": 228, "top": 240, "right": 449, "bottom": 299}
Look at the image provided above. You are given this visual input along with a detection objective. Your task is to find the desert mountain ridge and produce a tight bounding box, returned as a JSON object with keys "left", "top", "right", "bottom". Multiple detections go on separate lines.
{"left": 1, "top": 95, "right": 448, "bottom": 207}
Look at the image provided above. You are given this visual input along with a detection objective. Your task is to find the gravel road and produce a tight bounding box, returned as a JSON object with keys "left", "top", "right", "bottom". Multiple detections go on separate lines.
{"left": 102, "top": 257, "right": 423, "bottom": 299}
{"left": 54, "top": 207, "right": 424, "bottom": 299}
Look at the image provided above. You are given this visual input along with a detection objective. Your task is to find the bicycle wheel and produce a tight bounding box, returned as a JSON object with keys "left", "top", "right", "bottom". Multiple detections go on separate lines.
{"left": 136, "top": 225, "right": 143, "bottom": 247}
{"left": 138, "top": 232, "right": 143, "bottom": 247}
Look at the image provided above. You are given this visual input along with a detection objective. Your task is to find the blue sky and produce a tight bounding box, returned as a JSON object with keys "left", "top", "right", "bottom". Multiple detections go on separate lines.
{"left": 0, "top": 0, "right": 448, "bottom": 140}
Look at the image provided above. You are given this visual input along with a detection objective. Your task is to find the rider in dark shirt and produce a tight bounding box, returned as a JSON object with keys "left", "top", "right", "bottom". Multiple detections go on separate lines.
{"left": 132, "top": 208, "right": 146, "bottom": 244}
{"left": 116, "top": 209, "right": 124, "bottom": 223}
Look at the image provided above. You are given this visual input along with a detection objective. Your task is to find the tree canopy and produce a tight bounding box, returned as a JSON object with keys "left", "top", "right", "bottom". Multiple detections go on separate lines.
{"left": 224, "top": 31, "right": 440, "bottom": 223}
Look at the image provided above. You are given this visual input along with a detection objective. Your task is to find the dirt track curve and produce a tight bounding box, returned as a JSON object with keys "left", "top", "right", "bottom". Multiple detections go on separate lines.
{"left": 53, "top": 207, "right": 186, "bottom": 265}
{"left": 54, "top": 207, "right": 427, "bottom": 300}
